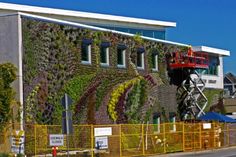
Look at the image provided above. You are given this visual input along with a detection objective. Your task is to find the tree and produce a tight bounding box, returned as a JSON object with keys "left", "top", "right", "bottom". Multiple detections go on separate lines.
{"left": 0, "top": 63, "right": 17, "bottom": 131}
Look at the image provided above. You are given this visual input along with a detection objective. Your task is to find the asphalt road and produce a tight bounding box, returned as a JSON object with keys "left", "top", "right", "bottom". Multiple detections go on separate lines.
{"left": 152, "top": 147, "right": 236, "bottom": 157}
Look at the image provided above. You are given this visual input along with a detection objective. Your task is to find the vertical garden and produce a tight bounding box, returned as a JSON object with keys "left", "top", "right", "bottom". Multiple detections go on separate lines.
{"left": 22, "top": 17, "right": 187, "bottom": 125}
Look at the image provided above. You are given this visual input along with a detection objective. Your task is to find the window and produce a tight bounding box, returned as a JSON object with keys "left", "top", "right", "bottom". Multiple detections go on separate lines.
{"left": 100, "top": 42, "right": 110, "bottom": 66}
{"left": 81, "top": 40, "right": 92, "bottom": 64}
{"left": 195, "top": 55, "right": 219, "bottom": 76}
{"left": 153, "top": 113, "right": 161, "bottom": 133}
{"left": 152, "top": 53, "right": 158, "bottom": 71}
{"left": 137, "top": 48, "right": 145, "bottom": 69}
{"left": 169, "top": 113, "right": 176, "bottom": 132}
{"left": 117, "top": 45, "right": 126, "bottom": 68}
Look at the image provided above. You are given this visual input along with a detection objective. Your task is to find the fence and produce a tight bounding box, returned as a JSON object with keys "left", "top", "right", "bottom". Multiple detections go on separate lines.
{"left": 1, "top": 122, "right": 236, "bottom": 156}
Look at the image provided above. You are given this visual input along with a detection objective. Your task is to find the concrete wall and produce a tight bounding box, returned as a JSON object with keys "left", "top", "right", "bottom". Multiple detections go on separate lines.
{"left": 0, "top": 14, "right": 22, "bottom": 102}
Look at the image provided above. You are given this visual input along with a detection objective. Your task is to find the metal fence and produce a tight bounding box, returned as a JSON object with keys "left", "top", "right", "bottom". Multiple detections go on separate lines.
{"left": 1, "top": 122, "right": 236, "bottom": 156}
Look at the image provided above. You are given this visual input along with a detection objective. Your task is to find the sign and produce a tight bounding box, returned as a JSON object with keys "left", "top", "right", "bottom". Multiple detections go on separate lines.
{"left": 203, "top": 123, "right": 211, "bottom": 129}
{"left": 61, "top": 93, "right": 73, "bottom": 109}
{"left": 62, "top": 111, "right": 73, "bottom": 134}
{"left": 94, "top": 127, "right": 112, "bottom": 137}
{"left": 11, "top": 130, "right": 24, "bottom": 154}
{"left": 61, "top": 93, "right": 73, "bottom": 134}
{"left": 49, "top": 134, "right": 64, "bottom": 146}
{"left": 95, "top": 136, "right": 108, "bottom": 149}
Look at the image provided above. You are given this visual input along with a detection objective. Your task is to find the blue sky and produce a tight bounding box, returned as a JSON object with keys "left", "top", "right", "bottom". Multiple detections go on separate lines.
{"left": 1, "top": 0, "right": 235, "bottom": 74}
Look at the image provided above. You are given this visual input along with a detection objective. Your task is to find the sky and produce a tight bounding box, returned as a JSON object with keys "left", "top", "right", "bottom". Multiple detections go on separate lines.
{"left": 0, "top": 0, "right": 235, "bottom": 74}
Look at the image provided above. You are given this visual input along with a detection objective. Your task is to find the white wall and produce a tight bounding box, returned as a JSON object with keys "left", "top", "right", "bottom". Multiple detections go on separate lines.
{"left": 191, "top": 56, "right": 224, "bottom": 89}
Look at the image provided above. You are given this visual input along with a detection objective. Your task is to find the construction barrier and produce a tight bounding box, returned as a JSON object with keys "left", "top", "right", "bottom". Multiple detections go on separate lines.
{"left": 1, "top": 122, "right": 236, "bottom": 156}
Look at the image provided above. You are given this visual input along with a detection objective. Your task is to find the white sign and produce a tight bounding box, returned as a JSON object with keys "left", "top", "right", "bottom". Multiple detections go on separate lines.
{"left": 95, "top": 136, "right": 108, "bottom": 149}
{"left": 203, "top": 123, "right": 211, "bottom": 129}
{"left": 11, "top": 130, "right": 24, "bottom": 154}
{"left": 94, "top": 127, "right": 112, "bottom": 137}
{"left": 49, "top": 134, "right": 64, "bottom": 146}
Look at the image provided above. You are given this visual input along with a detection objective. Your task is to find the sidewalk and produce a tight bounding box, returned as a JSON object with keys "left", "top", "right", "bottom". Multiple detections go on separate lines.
{"left": 148, "top": 146, "right": 236, "bottom": 157}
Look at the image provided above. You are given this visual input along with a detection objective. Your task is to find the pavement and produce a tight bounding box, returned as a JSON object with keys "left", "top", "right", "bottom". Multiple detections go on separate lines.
{"left": 148, "top": 146, "right": 236, "bottom": 157}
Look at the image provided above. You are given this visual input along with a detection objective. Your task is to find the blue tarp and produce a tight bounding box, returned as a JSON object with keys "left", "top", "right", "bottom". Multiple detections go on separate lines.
{"left": 198, "top": 112, "right": 236, "bottom": 123}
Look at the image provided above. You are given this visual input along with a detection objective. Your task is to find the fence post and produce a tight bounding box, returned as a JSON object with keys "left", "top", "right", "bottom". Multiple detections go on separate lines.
{"left": 120, "top": 124, "right": 122, "bottom": 157}
{"left": 227, "top": 123, "right": 230, "bottom": 146}
{"left": 163, "top": 123, "right": 166, "bottom": 154}
{"left": 34, "top": 124, "right": 36, "bottom": 156}
{"left": 142, "top": 123, "right": 145, "bottom": 156}
{"left": 213, "top": 122, "right": 215, "bottom": 148}
{"left": 91, "top": 125, "right": 94, "bottom": 157}
{"left": 182, "top": 122, "right": 185, "bottom": 152}
{"left": 199, "top": 123, "right": 202, "bottom": 149}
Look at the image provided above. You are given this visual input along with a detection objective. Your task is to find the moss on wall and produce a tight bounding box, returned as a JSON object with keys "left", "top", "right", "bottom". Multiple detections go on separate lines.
{"left": 22, "top": 18, "right": 190, "bottom": 124}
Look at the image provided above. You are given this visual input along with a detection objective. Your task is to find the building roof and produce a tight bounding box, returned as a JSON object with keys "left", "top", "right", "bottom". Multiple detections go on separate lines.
{"left": 0, "top": 2, "right": 176, "bottom": 29}
{"left": 16, "top": 12, "right": 189, "bottom": 47}
{"left": 225, "top": 72, "right": 236, "bottom": 84}
{"left": 192, "top": 46, "right": 230, "bottom": 56}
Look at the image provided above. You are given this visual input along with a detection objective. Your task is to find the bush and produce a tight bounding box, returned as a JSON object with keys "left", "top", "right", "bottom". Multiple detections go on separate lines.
{"left": 0, "top": 153, "right": 9, "bottom": 157}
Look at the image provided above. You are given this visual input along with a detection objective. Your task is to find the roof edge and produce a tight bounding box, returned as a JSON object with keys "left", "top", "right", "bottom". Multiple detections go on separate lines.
{"left": 18, "top": 12, "right": 188, "bottom": 47}
{"left": 0, "top": 2, "right": 176, "bottom": 28}
{"left": 192, "top": 46, "right": 230, "bottom": 56}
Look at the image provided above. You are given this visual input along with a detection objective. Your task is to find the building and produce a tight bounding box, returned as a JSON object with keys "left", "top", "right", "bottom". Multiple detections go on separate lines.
{"left": 192, "top": 46, "right": 230, "bottom": 89}
{"left": 0, "top": 2, "right": 230, "bottom": 127}
{"left": 224, "top": 72, "right": 236, "bottom": 97}
{"left": 223, "top": 73, "right": 236, "bottom": 119}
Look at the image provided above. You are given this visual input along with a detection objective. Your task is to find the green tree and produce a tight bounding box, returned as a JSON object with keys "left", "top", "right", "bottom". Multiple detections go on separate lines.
{"left": 0, "top": 63, "right": 17, "bottom": 131}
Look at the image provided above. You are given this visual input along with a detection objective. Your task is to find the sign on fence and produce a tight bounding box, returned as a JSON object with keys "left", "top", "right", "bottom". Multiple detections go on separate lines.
{"left": 95, "top": 136, "right": 108, "bottom": 149}
{"left": 203, "top": 123, "right": 211, "bottom": 129}
{"left": 94, "top": 127, "right": 112, "bottom": 137}
{"left": 49, "top": 134, "right": 64, "bottom": 146}
{"left": 11, "top": 130, "right": 24, "bottom": 154}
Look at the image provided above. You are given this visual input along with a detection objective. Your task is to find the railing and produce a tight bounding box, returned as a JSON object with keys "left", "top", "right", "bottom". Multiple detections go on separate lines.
{"left": 1, "top": 122, "right": 236, "bottom": 156}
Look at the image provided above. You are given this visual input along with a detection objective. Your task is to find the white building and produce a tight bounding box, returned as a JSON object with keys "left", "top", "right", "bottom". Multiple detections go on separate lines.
{"left": 192, "top": 46, "right": 230, "bottom": 89}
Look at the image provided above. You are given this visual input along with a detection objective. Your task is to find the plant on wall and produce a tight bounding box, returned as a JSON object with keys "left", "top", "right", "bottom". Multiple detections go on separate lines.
{"left": 125, "top": 79, "right": 147, "bottom": 123}
{"left": 0, "top": 63, "right": 17, "bottom": 131}
{"left": 25, "top": 84, "right": 41, "bottom": 123}
{"left": 74, "top": 76, "right": 101, "bottom": 123}
{"left": 22, "top": 17, "right": 196, "bottom": 125}
{"left": 108, "top": 76, "right": 143, "bottom": 122}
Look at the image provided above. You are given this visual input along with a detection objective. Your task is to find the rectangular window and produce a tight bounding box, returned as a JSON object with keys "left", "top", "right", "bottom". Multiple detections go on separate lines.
{"left": 100, "top": 47, "right": 109, "bottom": 66}
{"left": 170, "top": 115, "right": 176, "bottom": 132}
{"left": 153, "top": 115, "right": 161, "bottom": 133}
{"left": 152, "top": 53, "right": 158, "bottom": 71}
{"left": 137, "top": 49, "right": 144, "bottom": 69}
{"left": 117, "top": 48, "right": 126, "bottom": 68}
{"left": 81, "top": 42, "right": 91, "bottom": 64}
{"left": 195, "top": 56, "right": 219, "bottom": 76}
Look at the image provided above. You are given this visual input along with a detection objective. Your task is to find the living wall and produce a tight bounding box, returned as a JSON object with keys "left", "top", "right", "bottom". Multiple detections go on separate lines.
{"left": 22, "top": 18, "right": 186, "bottom": 125}
{"left": 0, "top": 63, "right": 17, "bottom": 131}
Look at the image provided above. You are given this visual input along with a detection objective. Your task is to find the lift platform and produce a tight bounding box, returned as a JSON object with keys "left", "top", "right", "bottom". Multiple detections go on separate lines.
{"left": 169, "top": 48, "right": 208, "bottom": 70}
{"left": 169, "top": 48, "right": 209, "bottom": 120}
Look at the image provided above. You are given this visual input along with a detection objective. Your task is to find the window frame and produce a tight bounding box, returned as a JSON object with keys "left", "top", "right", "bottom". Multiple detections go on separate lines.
{"left": 81, "top": 42, "right": 92, "bottom": 65}
{"left": 117, "top": 47, "right": 126, "bottom": 68}
{"left": 153, "top": 112, "right": 161, "bottom": 133}
{"left": 100, "top": 46, "right": 110, "bottom": 67}
{"left": 137, "top": 49, "right": 145, "bottom": 70}
{"left": 152, "top": 53, "right": 158, "bottom": 71}
{"left": 170, "top": 115, "right": 176, "bottom": 132}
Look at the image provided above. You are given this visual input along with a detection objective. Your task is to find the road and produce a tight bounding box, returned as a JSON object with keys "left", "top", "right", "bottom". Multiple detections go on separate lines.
{"left": 152, "top": 147, "right": 236, "bottom": 157}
